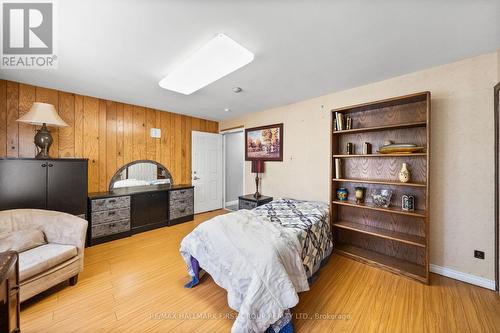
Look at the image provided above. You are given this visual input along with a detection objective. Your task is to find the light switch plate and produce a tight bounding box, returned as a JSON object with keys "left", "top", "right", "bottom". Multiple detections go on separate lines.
{"left": 150, "top": 128, "right": 161, "bottom": 138}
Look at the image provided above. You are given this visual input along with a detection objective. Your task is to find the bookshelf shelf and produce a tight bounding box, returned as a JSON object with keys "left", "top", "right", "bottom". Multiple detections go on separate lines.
{"left": 333, "top": 221, "right": 426, "bottom": 247}
{"left": 330, "top": 91, "right": 430, "bottom": 284}
{"left": 332, "top": 121, "right": 426, "bottom": 135}
{"left": 332, "top": 200, "right": 426, "bottom": 218}
{"left": 334, "top": 244, "right": 427, "bottom": 282}
{"left": 333, "top": 153, "right": 426, "bottom": 158}
{"left": 332, "top": 178, "right": 426, "bottom": 188}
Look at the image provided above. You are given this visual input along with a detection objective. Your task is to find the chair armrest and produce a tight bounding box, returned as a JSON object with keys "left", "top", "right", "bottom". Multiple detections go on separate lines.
{"left": 42, "top": 213, "right": 88, "bottom": 256}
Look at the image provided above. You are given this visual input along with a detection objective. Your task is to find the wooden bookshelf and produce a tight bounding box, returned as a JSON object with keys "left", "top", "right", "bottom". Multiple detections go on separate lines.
{"left": 330, "top": 91, "right": 430, "bottom": 284}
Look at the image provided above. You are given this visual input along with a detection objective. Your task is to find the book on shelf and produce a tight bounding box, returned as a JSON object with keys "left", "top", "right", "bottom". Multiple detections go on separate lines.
{"left": 334, "top": 158, "right": 342, "bottom": 179}
{"left": 335, "top": 112, "right": 344, "bottom": 131}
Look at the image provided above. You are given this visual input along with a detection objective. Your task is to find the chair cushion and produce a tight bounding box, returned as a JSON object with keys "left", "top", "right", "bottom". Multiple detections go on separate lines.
{"left": 0, "top": 229, "right": 46, "bottom": 253}
{"left": 19, "top": 243, "right": 78, "bottom": 282}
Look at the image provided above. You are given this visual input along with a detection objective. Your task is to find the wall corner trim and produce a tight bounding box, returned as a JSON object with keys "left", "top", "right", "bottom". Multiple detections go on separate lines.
{"left": 430, "top": 264, "right": 496, "bottom": 290}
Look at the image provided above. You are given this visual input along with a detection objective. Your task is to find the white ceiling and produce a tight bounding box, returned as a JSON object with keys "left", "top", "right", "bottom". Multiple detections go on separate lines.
{"left": 1, "top": 0, "right": 499, "bottom": 120}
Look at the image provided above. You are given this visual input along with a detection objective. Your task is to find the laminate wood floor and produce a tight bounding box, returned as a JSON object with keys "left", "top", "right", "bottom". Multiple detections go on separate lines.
{"left": 21, "top": 210, "right": 500, "bottom": 332}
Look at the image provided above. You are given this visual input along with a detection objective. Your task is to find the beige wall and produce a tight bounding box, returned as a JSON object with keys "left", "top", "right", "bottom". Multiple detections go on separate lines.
{"left": 222, "top": 51, "right": 500, "bottom": 280}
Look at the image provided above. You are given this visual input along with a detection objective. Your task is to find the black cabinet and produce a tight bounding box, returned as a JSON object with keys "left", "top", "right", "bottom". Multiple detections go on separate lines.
{"left": 0, "top": 158, "right": 88, "bottom": 217}
{"left": 131, "top": 191, "right": 168, "bottom": 233}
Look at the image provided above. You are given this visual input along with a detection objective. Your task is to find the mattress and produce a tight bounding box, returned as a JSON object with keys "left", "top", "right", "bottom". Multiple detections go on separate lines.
{"left": 252, "top": 198, "right": 333, "bottom": 278}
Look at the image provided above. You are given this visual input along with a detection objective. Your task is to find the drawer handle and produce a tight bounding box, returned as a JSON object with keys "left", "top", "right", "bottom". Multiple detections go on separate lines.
{"left": 108, "top": 211, "right": 116, "bottom": 215}
{"left": 179, "top": 207, "right": 186, "bottom": 213}
{"left": 179, "top": 190, "right": 185, "bottom": 194}
{"left": 109, "top": 199, "right": 116, "bottom": 203}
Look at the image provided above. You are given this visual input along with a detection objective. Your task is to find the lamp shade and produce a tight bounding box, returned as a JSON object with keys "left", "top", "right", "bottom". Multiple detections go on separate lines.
{"left": 17, "top": 102, "right": 68, "bottom": 127}
{"left": 251, "top": 160, "right": 264, "bottom": 173}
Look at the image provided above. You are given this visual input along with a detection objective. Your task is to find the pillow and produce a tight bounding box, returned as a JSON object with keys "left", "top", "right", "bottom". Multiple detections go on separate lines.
{"left": 0, "top": 229, "right": 47, "bottom": 253}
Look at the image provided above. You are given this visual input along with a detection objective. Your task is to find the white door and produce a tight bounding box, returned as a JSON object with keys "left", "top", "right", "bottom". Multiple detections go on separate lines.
{"left": 192, "top": 131, "right": 223, "bottom": 213}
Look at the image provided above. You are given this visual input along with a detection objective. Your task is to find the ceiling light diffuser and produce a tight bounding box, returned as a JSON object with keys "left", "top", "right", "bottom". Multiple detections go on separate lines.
{"left": 159, "top": 33, "right": 254, "bottom": 95}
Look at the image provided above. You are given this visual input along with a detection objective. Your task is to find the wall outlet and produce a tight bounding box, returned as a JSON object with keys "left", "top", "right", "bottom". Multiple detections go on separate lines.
{"left": 150, "top": 128, "right": 161, "bottom": 138}
{"left": 474, "top": 250, "right": 485, "bottom": 259}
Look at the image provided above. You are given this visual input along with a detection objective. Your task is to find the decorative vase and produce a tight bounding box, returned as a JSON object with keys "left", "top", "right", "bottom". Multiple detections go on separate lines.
{"left": 402, "top": 194, "right": 415, "bottom": 211}
{"left": 337, "top": 188, "right": 348, "bottom": 201}
{"left": 399, "top": 163, "right": 410, "bottom": 183}
{"left": 354, "top": 187, "right": 365, "bottom": 204}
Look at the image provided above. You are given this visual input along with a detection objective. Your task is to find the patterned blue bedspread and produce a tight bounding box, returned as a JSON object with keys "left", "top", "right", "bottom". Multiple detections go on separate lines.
{"left": 253, "top": 198, "right": 333, "bottom": 278}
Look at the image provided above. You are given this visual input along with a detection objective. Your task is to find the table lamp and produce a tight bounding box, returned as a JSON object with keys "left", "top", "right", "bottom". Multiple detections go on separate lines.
{"left": 251, "top": 160, "right": 265, "bottom": 198}
{"left": 17, "top": 102, "right": 68, "bottom": 159}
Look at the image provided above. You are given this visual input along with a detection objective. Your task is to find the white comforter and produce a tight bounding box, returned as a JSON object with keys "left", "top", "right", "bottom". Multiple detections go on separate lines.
{"left": 180, "top": 209, "right": 309, "bottom": 333}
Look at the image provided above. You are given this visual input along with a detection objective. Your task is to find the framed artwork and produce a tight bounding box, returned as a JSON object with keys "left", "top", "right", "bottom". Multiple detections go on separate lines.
{"left": 245, "top": 123, "right": 283, "bottom": 161}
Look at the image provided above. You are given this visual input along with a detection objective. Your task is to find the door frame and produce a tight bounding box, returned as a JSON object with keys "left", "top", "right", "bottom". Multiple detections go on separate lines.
{"left": 221, "top": 126, "right": 245, "bottom": 209}
{"left": 495, "top": 81, "right": 500, "bottom": 292}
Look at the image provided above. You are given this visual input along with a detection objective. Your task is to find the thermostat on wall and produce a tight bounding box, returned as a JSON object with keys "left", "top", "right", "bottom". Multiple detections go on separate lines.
{"left": 150, "top": 128, "right": 161, "bottom": 138}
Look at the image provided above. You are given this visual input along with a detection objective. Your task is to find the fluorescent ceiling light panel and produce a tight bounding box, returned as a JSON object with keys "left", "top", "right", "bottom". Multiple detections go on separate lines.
{"left": 159, "top": 33, "right": 254, "bottom": 95}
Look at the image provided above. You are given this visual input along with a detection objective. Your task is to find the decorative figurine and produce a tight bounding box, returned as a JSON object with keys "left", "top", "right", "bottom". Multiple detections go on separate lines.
{"left": 371, "top": 189, "right": 393, "bottom": 208}
{"left": 399, "top": 163, "right": 411, "bottom": 183}
{"left": 354, "top": 187, "right": 365, "bottom": 204}
{"left": 402, "top": 194, "right": 415, "bottom": 211}
{"left": 337, "top": 188, "right": 348, "bottom": 201}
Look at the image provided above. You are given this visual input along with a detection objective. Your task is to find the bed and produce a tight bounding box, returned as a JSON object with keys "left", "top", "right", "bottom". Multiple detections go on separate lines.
{"left": 180, "top": 198, "right": 333, "bottom": 333}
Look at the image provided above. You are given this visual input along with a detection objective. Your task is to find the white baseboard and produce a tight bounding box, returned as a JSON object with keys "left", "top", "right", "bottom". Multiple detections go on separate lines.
{"left": 430, "top": 264, "right": 496, "bottom": 290}
{"left": 225, "top": 200, "right": 238, "bottom": 207}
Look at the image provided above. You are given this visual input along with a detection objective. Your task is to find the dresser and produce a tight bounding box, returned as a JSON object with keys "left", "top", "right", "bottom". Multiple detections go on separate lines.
{"left": 238, "top": 194, "right": 273, "bottom": 210}
{"left": 0, "top": 251, "right": 20, "bottom": 333}
{"left": 88, "top": 185, "right": 194, "bottom": 245}
{"left": 0, "top": 158, "right": 88, "bottom": 219}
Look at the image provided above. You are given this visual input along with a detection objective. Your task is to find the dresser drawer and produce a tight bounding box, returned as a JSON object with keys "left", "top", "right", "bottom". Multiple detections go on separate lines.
{"left": 169, "top": 188, "right": 194, "bottom": 201}
{"left": 92, "top": 219, "right": 130, "bottom": 238}
{"left": 170, "top": 199, "right": 194, "bottom": 220}
{"left": 239, "top": 199, "right": 257, "bottom": 210}
{"left": 92, "top": 208, "right": 130, "bottom": 225}
{"left": 91, "top": 196, "right": 130, "bottom": 212}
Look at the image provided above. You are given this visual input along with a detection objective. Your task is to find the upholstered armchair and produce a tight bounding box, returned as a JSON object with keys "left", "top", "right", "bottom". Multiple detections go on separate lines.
{"left": 0, "top": 209, "right": 88, "bottom": 302}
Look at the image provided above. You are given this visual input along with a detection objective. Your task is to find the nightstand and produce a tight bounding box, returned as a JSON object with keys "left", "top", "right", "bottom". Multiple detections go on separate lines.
{"left": 238, "top": 194, "right": 273, "bottom": 210}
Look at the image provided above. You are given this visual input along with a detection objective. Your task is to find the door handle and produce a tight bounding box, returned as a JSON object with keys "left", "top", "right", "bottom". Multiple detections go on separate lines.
{"left": 193, "top": 176, "right": 200, "bottom": 180}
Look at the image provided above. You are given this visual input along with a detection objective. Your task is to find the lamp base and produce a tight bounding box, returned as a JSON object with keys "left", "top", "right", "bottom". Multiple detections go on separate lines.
{"left": 254, "top": 174, "right": 261, "bottom": 198}
{"left": 34, "top": 123, "right": 52, "bottom": 159}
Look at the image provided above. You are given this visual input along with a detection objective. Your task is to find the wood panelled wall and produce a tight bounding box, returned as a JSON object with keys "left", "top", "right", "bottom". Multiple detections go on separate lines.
{"left": 0, "top": 80, "right": 218, "bottom": 192}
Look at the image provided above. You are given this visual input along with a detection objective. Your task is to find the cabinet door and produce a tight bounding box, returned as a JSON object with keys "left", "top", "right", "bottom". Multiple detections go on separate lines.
{"left": 131, "top": 193, "right": 151, "bottom": 229}
{"left": 148, "top": 191, "right": 168, "bottom": 225}
{"left": 47, "top": 160, "right": 88, "bottom": 216}
{"left": 0, "top": 159, "right": 47, "bottom": 210}
{"left": 131, "top": 191, "right": 168, "bottom": 231}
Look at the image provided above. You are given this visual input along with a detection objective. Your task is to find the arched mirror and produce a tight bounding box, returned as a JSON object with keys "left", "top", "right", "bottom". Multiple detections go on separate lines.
{"left": 109, "top": 160, "right": 173, "bottom": 191}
